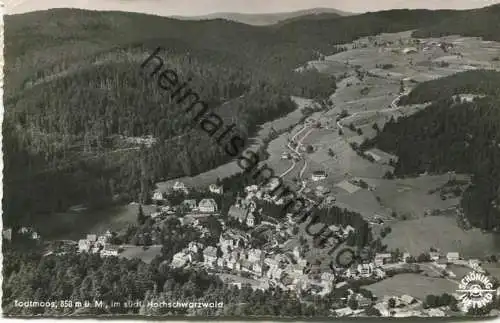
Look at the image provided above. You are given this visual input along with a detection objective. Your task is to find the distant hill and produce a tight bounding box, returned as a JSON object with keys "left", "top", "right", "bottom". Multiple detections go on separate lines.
{"left": 170, "top": 8, "right": 352, "bottom": 26}
{"left": 276, "top": 12, "right": 347, "bottom": 25}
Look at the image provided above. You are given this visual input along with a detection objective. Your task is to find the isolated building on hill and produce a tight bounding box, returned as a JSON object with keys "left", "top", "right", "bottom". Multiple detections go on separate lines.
{"left": 311, "top": 171, "right": 327, "bottom": 181}
{"left": 152, "top": 190, "right": 165, "bottom": 202}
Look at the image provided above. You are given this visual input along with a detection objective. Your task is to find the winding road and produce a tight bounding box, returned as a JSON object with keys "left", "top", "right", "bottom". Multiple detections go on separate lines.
{"left": 336, "top": 90, "right": 409, "bottom": 131}
{"left": 280, "top": 125, "right": 313, "bottom": 178}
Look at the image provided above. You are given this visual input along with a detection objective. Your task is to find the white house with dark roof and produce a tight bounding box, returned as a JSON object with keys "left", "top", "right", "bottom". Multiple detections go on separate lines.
{"left": 429, "top": 252, "right": 441, "bottom": 261}
{"left": 87, "top": 234, "right": 97, "bottom": 242}
{"left": 172, "top": 251, "right": 189, "bottom": 268}
{"left": 78, "top": 239, "right": 91, "bottom": 253}
{"left": 209, "top": 184, "right": 223, "bottom": 194}
{"left": 198, "top": 198, "right": 218, "bottom": 213}
{"left": 173, "top": 181, "right": 189, "bottom": 193}
{"left": 152, "top": 190, "right": 165, "bottom": 202}
{"left": 311, "top": 171, "right": 327, "bottom": 181}
{"left": 246, "top": 213, "right": 256, "bottom": 227}
{"left": 101, "top": 245, "right": 120, "bottom": 257}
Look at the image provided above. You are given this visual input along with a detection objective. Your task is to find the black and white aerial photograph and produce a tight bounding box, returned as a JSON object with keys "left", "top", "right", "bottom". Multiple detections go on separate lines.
{"left": 3, "top": 0, "right": 500, "bottom": 318}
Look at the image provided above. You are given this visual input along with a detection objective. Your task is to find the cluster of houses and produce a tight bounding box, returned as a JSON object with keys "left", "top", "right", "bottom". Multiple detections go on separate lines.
{"left": 152, "top": 193, "right": 219, "bottom": 216}
{"left": 181, "top": 198, "right": 219, "bottom": 214}
{"left": 227, "top": 197, "right": 260, "bottom": 227}
{"left": 151, "top": 181, "right": 222, "bottom": 216}
{"left": 2, "top": 227, "right": 40, "bottom": 242}
{"left": 156, "top": 181, "right": 223, "bottom": 199}
{"left": 77, "top": 231, "right": 121, "bottom": 257}
{"left": 170, "top": 229, "right": 339, "bottom": 295}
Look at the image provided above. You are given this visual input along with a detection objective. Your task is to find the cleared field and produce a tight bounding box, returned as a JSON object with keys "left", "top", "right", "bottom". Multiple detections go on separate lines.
{"left": 383, "top": 215, "right": 500, "bottom": 258}
{"left": 447, "top": 264, "right": 473, "bottom": 280}
{"left": 334, "top": 188, "right": 392, "bottom": 220}
{"left": 303, "top": 130, "right": 392, "bottom": 180}
{"left": 362, "top": 174, "right": 468, "bottom": 218}
{"left": 120, "top": 245, "right": 162, "bottom": 264}
{"left": 482, "top": 263, "right": 500, "bottom": 280}
{"left": 366, "top": 273, "right": 457, "bottom": 300}
{"left": 308, "top": 59, "right": 349, "bottom": 75}
{"left": 336, "top": 180, "right": 361, "bottom": 194}
{"left": 35, "top": 203, "right": 157, "bottom": 240}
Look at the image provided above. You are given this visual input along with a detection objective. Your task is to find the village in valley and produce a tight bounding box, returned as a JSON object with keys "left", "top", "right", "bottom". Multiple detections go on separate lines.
{"left": 6, "top": 171, "right": 496, "bottom": 317}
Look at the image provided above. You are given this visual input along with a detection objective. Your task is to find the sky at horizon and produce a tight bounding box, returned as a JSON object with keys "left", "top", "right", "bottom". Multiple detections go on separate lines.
{"left": 5, "top": 0, "right": 500, "bottom": 16}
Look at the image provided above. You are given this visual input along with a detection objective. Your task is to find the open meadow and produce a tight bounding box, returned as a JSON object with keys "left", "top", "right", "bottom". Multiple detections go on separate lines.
{"left": 383, "top": 215, "right": 500, "bottom": 258}
{"left": 119, "top": 245, "right": 163, "bottom": 264}
{"left": 362, "top": 174, "right": 469, "bottom": 218}
{"left": 34, "top": 203, "right": 157, "bottom": 240}
{"left": 365, "top": 273, "right": 457, "bottom": 300}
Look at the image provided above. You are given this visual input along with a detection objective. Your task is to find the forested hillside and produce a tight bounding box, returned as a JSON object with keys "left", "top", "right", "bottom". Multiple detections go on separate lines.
{"left": 399, "top": 70, "right": 500, "bottom": 105}
{"left": 367, "top": 70, "right": 500, "bottom": 230}
{"left": 4, "top": 6, "right": 496, "bottom": 227}
{"left": 412, "top": 4, "right": 500, "bottom": 41}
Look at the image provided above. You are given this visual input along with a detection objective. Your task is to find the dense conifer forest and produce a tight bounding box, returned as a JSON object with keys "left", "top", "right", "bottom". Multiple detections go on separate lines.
{"left": 2, "top": 248, "right": 338, "bottom": 316}
{"left": 411, "top": 4, "right": 500, "bottom": 41}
